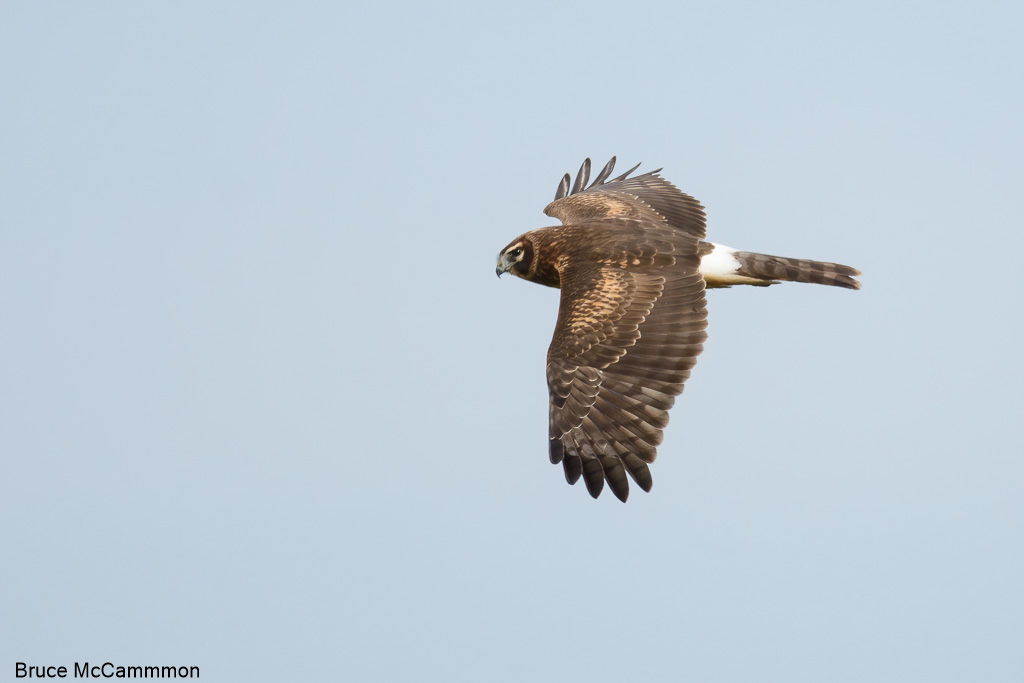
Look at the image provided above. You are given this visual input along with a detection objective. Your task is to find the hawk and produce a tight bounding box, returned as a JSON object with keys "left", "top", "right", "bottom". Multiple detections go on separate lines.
{"left": 496, "top": 157, "right": 860, "bottom": 502}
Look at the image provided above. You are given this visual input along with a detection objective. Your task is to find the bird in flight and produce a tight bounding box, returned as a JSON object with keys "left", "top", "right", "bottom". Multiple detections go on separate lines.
{"left": 496, "top": 157, "right": 860, "bottom": 502}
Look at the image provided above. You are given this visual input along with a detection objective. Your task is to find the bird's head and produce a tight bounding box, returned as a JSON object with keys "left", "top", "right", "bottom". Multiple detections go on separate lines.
{"left": 496, "top": 235, "right": 535, "bottom": 280}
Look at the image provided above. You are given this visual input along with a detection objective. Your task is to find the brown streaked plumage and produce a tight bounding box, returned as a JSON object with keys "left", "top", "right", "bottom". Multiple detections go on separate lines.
{"left": 496, "top": 157, "right": 860, "bottom": 502}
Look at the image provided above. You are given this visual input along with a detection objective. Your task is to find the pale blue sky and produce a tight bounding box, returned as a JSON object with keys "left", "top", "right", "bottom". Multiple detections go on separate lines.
{"left": 2, "top": 1, "right": 1022, "bottom": 681}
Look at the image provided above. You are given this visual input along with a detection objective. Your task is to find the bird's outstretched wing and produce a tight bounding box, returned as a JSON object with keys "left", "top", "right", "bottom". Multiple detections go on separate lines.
{"left": 544, "top": 159, "right": 708, "bottom": 501}
{"left": 544, "top": 157, "right": 707, "bottom": 241}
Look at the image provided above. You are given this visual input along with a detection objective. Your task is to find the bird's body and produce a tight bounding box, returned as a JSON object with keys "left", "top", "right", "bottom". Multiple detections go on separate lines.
{"left": 496, "top": 158, "right": 859, "bottom": 502}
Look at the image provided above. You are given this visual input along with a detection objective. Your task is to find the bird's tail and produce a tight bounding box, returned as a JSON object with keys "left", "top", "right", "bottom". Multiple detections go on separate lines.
{"left": 733, "top": 250, "right": 861, "bottom": 290}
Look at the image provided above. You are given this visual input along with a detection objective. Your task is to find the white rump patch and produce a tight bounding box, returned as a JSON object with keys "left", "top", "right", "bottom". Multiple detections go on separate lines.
{"left": 699, "top": 243, "right": 769, "bottom": 286}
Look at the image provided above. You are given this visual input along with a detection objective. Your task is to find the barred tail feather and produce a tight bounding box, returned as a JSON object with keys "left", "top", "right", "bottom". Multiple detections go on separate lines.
{"left": 734, "top": 251, "right": 861, "bottom": 290}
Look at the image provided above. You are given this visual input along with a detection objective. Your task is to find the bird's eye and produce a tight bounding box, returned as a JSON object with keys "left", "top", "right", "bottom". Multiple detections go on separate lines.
{"left": 510, "top": 247, "right": 524, "bottom": 258}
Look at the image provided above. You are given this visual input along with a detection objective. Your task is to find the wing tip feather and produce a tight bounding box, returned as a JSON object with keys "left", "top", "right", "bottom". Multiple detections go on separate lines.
{"left": 554, "top": 156, "right": 652, "bottom": 200}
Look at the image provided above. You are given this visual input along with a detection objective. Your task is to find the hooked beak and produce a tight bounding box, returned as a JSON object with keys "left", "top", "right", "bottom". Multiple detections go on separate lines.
{"left": 496, "top": 266, "right": 503, "bottom": 278}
